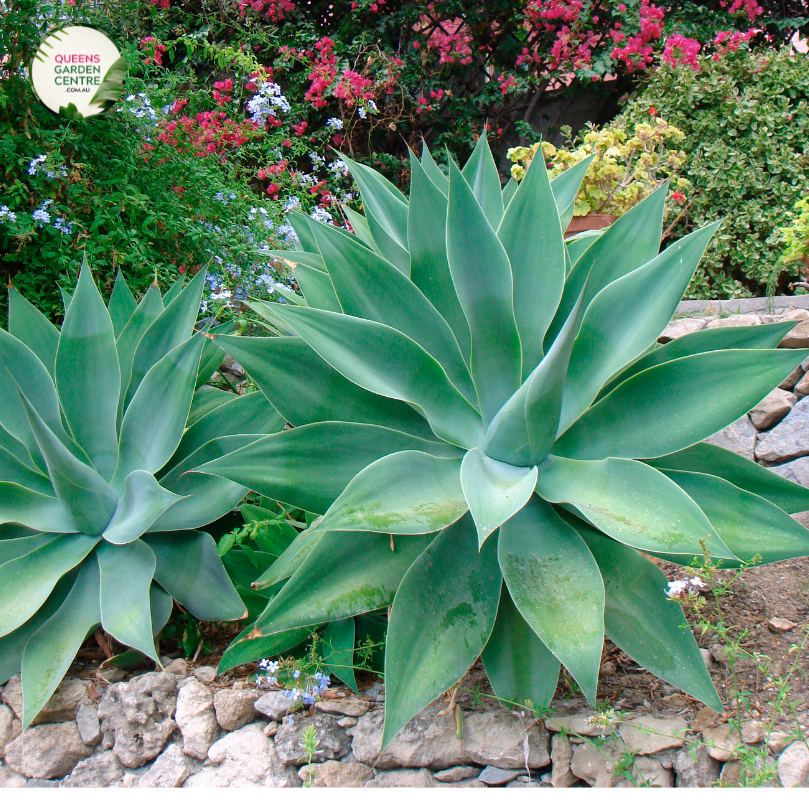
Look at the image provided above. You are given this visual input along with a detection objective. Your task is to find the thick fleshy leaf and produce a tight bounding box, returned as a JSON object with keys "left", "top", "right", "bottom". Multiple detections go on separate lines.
{"left": 103, "top": 471, "right": 183, "bottom": 544}
{"left": 150, "top": 583, "right": 174, "bottom": 636}
{"left": 59, "top": 285, "right": 73, "bottom": 311}
{"left": 162, "top": 273, "right": 186, "bottom": 306}
{"left": 256, "top": 531, "right": 432, "bottom": 633}
{"left": 115, "top": 333, "right": 205, "bottom": 484}
{"left": 383, "top": 515, "right": 502, "bottom": 748}
{"left": 535, "top": 455, "right": 735, "bottom": 560}
{"left": 559, "top": 224, "right": 721, "bottom": 434}
{"left": 265, "top": 305, "right": 483, "bottom": 448}
{"left": 115, "top": 285, "right": 164, "bottom": 425}
{"left": 408, "top": 152, "right": 471, "bottom": 364}
{"left": 566, "top": 231, "right": 602, "bottom": 270}
{"left": 499, "top": 497, "right": 604, "bottom": 703}
{"left": 649, "top": 442, "right": 809, "bottom": 515}
{"left": 555, "top": 349, "right": 809, "bottom": 461}
{"left": 170, "top": 391, "right": 284, "bottom": 466}
{"left": 550, "top": 155, "right": 594, "bottom": 217}
{"left": 286, "top": 210, "right": 321, "bottom": 253}
{"left": 188, "top": 385, "right": 235, "bottom": 427}
{"left": 420, "top": 141, "right": 449, "bottom": 195}
{"left": 0, "top": 484, "right": 78, "bottom": 533}
{"left": 195, "top": 423, "right": 459, "bottom": 515}
{"left": 316, "top": 451, "right": 467, "bottom": 535}
{"left": 461, "top": 134, "right": 504, "bottom": 228}
{"left": 0, "top": 446, "right": 53, "bottom": 495}
{"left": 546, "top": 183, "right": 666, "bottom": 347}
{"left": 0, "top": 571, "right": 76, "bottom": 686}
{"left": 312, "top": 218, "right": 475, "bottom": 405}
{"left": 145, "top": 531, "right": 245, "bottom": 621}
{"left": 124, "top": 269, "right": 205, "bottom": 406}
{"left": 253, "top": 528, "right": 323, "bottom": 589}
{"left": 268, "top": 249, "right": 326, "bottom": 273}
{"left": 447, "top": 159, "right": 521, "bottom": 427}
{"left": 196, "top": 322, "right": 232, "bottom": 388}
{"left": 8, "top": 287, "right": 59, "bottom": 376}
{"left": 214, "top": 335, "right": 433, "bottom": 438}
{"left": 662, "top": 470, "right": 809, "bottom": 566}
{"left": 574, "top": 517, "right": 723, "bottom": 711}
{"left": 293, "top": 265, "right": 342, "bottom": 312}
{"left": 97, "top": 539, "right": 158, "bottom": 659}
{"left": 482, "top": 585, "right": 561, "bottom": 712}
{"left": 21, "top": 557, "right": 101, "bottom": 728}
{"left": 341, "top": 154, "right": 410, "bottom": 275}
{"left": 340, "top": 206, "right": 378, "bottom": 250}
{"left": 602, "top": 322, "right": 794, "bottom": 398}
{"left": 54, "top": 262, "right": 120, "bottom": 480}
{"left": 20, "top": 389, "right": 117, "bottom": 535}
{"left": 0, "top": 533, "right": 98, "bottom": 636}
{"left": 0, "top": 533, "right": 56, "bottom": 566}
{"left": 218, "top": 626, "right": 313, "bottom": 674}
{"left": 460, "top": 448, "right": 537, "bottom": 546}
{"left": 501, "top": 177, "right": 518, "bottom": 209}
{"left": 497, "top": 146, "right": 566, "bottom": 377}
{"left": 322, "top": 618, "right": 359, "bottom": 693}
{"left": 108, "top": 271, "right": 137, "bottom": 337}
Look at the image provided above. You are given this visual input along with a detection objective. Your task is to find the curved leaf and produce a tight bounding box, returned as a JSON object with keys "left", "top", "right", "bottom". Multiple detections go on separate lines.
{"left": 0, "top": 532, "right": 98, "bottom": 636}
{"left": 555, "top": 349, "right": 809, "bottom": 461}
{"left": 218, "top": 626, "right": 313, "bottom": 674}
{"left": 482, "top": 585, "right": 561, "bottom": 712}
{"left": 21, "top": 557, "right": 101, "bottom": 728}
{"left": 535, "top": 455, "right": 735, "bottom": 560}
{"left": 214, "top": 335, "right": 434, "bottom": 439}
{"left": 293, "top": 265, "right": 342, "bottom": 312}
{"left": 499, "top": 497, "right": 604, "bottom": 703}
{"left": 266, "top": 305, "right": 483, "bottom": 448}
{"left": 573, "top": 517, "right": 723, "bottom": 712}
{"left": 0, "top": 533, "right": 57, "bottom": 566}
{"left": 0, "top": 484, "right": 78, "bottom": 533}
{"left": 498, "top": 145, "right": 566, "bottom": 378}
{"left": 97, "top": 539, "right": 157, "bottom": 660}
{"left": 447, "top": 159, "right": 521, "bottom": 426}
{"left": 460, "top": 448, "right": 537, "bottom": 546}
{"left": 461, "top": 134, "right": 504, "bottom": 228}
{"left": 54, "top": 262, "right": 120, "bottom": 480}
{"left": 317, "top": 451, "right": 467, "bottom": 535}
{"left": 0, "top": 446, "right": 54, "bottom": 495}
{"left": 420, "top": 141, "right": 449, "bottom": 195}
{"left": 256, "top": 531, "right": 432, "bottom": 634}
{"left": 253, "top": 528, "right": 323, "bottom": 589}
{"left": 150, "top": 583, "right": 174, "bottom": 637}
{"left": 103, "top": 471, "right": 183, "bottom": 544}
{"left": 341, "top": 206, "right": 378, "bottom": 251}
{"left": 188, "top": 385, "right": 235, "bottom": 427}
{"left": 107, "top": 271, "right": 137, "bottom": 337}
{"left": 322, "top": 618, "right": 359, "bottom": 693}
{"left": 550, "top": 155, "right": 594, "bottom": 217}
{"left": 8, "top": 287, "right": 59, "bottom": 376}
{"left": 383, "top": 514, "right": 501, "bottom": 748}
{"left": 145, "top": 531, "right": 245, "bottom": 621}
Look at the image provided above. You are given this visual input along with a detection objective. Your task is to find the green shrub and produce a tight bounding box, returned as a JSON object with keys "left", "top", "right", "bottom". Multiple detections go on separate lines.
{"left": 199, "top": 135, "right": 809, "bottom": 746}
{"left": 621, "top": 46, "right": 809, "bottom": 298}
{"left": 0, "top": 263, "right": 286, "bottom": 726}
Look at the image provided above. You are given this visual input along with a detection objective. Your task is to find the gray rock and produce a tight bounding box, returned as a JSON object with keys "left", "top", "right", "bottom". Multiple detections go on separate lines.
{"left": 352, "top": 704, "right": 549, "bottom": 770}
{"left": 254, "top": 691, "right": 299, "bottom": 721}
{"left": 505, "top": 778, "right": 541, "bottom": 788}
{"left": 703, "top": 724, "right": 742, "bottom": 762}
{"left": 630, "top": 755, "right": 674, "bottom": 788}
{"left": 175, "top": 679, "right": 218, "bottom": 760}
{"left": 365, "top": 768, "right": 437, "bottom": 787}
{"left": 742, "top": 720, "right": 765, "bottom": 745}
{"left": 706, "top": 314, "right": 761, "bottom": 330}
{"left": 0, "top": 704, "right": 16, "bottom": 756}
{"left": 213, "top": 689, "right": 260, "bottom": 732}
{"left": 767, "top": 731, "right": 796, "bottom": 754}
{"left": 63, "top": 749, "right": 124, "bottom": 788}
{"left": 550, "top": 733, "right": 578, "bottom": 788}
{"left": 795, "top": 372, "right": 809, "bottom": 398}
{"left": 274, "top": 714, "right": 351, "bottom": 765}
{"left": 674, "top": 746, "right": 720, "bottom": 789}
{"left": 780, "top": 365, "right": 805, "bottom": 390}
{"left": 138, "top": 744, "right": 196, "bottom": 788}
{"left": 570, "top": 740, "right": 623, "bottom": 787}
{"left": 4, "top": 722, "right": 92, "bottom": 779}
{"left": 749, "top": 389, "right": 796, "bottom": 430}
{"left": 97, "top": 671, "right": 177, "bottom": 768}
{"left": 315, "top": 698, "right": 372, "bottom": 717}
{"left": 769, "top": 456, "right": 809, "bottom": 488}
{"left": 545, "top": 713, "right": 616, "bottom": 737}
{"left": 705, "top": 415, "right": 757, "bottom": 461}
{"left": 193, "top": 666, "right": 216, "bottom": 685}
{"left": 24, "top": 778, "right": 60, "bottom": 787}
{"left": 756, "top": 397, "right": 809, "bottom": 464}
{"left": 298, "top": 760, "right": 374, "bottom": 787}
{"left": 337, "top": 716, "right": 358, "bottom": 728}
{"left": 618, "top": 717, "right": 688, "bottom": 754}
{"left": 76, "top": 703, "right": 102, "bottom": 746}
{"left": 779, "top": 320, "right": 809, "bottom": 348}
{"left": 477, "top": 766, "right": 521, "bottom": 785}
{"left": 1, "top": 676, "right": 87, "bottom": 725}
{"left": 164, "top": 659, "right": 188, "bottom": 677}
{"left": 0, "top": 765, "right": 27, "bottom": 788}
{"left": 183, "top": 722, "right": 294, "bottom": 788}
{"left": 658, "top": 318, "right": 706, "bottom": 342}
{"left": 434, "top": 766, "right": 481, "bottom": 783}
{"left": 778, "top": 741, "right": 809, "bottom": 788}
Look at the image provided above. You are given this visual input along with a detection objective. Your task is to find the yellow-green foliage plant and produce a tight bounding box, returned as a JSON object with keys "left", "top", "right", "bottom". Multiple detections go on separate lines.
{"left": 199, "top": 135, "right": 809, "bottom": 750}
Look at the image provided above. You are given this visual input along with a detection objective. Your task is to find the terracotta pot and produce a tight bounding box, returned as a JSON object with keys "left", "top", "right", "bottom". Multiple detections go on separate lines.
{"left": 564, "top": 214, "right": 617, "bottom": 236}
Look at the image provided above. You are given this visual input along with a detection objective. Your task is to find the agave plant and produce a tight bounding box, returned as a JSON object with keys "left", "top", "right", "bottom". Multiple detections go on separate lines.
{"left": 200, "top": 135, "right": 809, "bottom": 748}
{"left": 0, "top": 264, "right": 285, "bottom": 726}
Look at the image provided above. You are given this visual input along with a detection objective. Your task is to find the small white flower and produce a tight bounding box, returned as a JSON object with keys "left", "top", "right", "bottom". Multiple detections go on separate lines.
{"left": 357, "top": 106, "right": 367, "bottom": 119}
{"left": 326, "top": 117, "right": 343, "bottom": 130}
{"left": 665, "top": 580, "right": 689, "bottom": 598}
